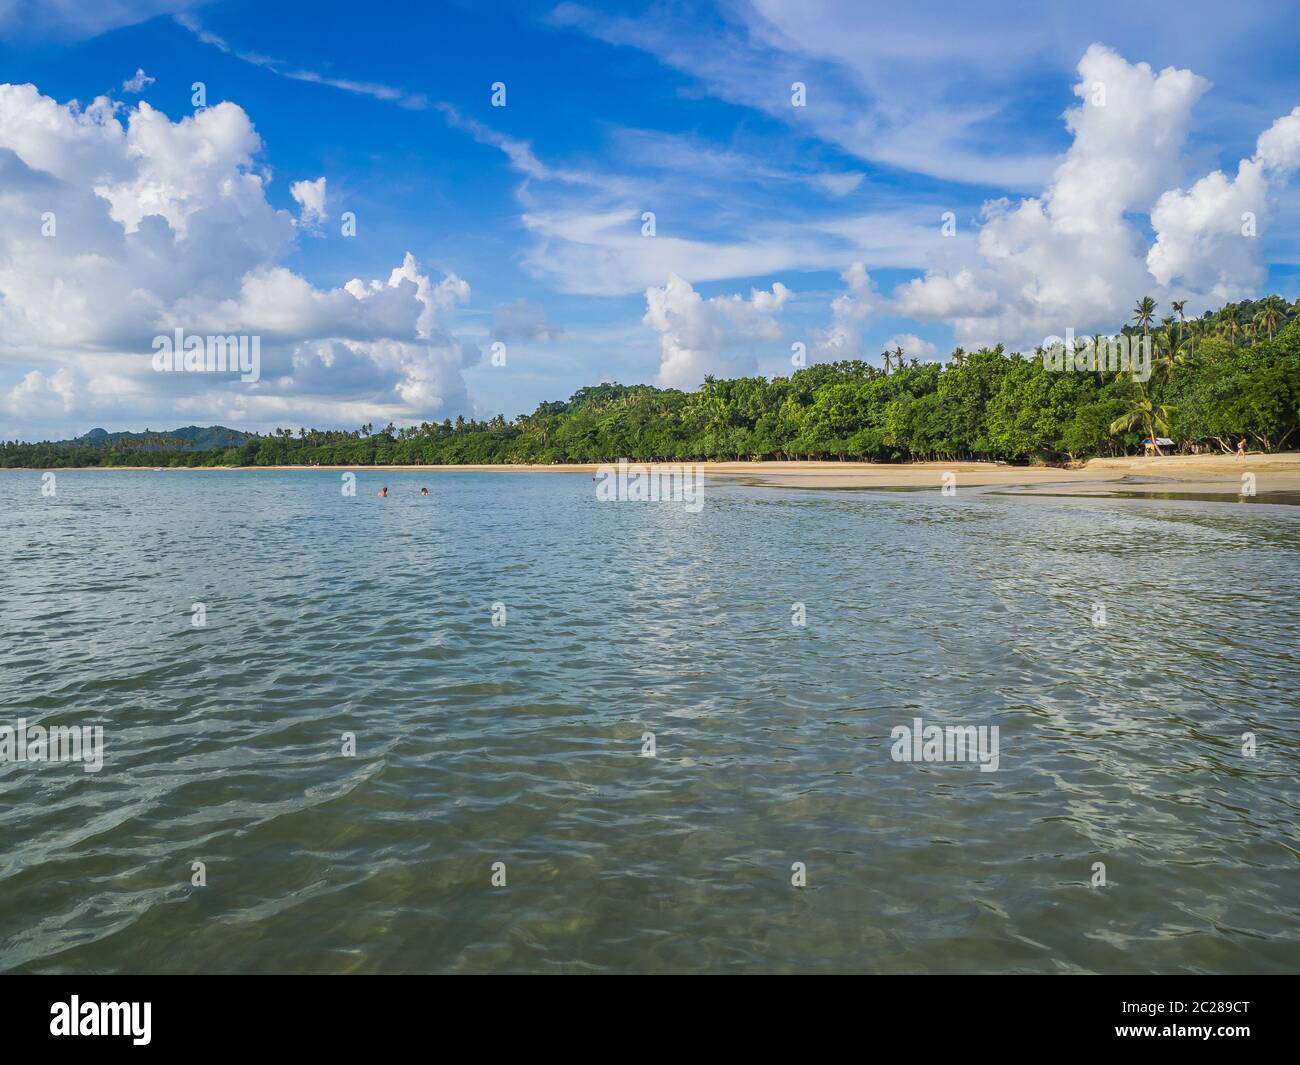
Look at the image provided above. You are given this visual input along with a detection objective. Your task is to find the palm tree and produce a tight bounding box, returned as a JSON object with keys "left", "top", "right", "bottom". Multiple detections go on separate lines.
{"left": 1255, "top": 295, "right": 1285, "bottom": 338}
{"left": 1222, "top": 304, "right": 1244, "bottom": 346}
{"left": 1110, "top": 389, "right": 1176, "bottom": 456}
{"left": 881, "top": 350, "right": 893, "bottom": 375}
{"left": 1093, "top": 334, "right": 1108, "bottom": 381}
{"left": 1170, "top": 300, "right": 1186, "bottom": 350}
{"left": 1132, "top": 296, "right": 1157, "bottom": 342}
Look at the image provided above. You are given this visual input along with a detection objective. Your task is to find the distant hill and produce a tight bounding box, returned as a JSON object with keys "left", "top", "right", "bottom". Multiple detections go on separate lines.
{"left": 71, "top": 426, "right": 253, "bottom": 451}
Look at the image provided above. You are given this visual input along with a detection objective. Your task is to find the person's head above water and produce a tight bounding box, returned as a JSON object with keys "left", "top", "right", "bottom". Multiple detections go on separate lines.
{"left": 421, "top": 487, "right": 429, "bottom": 496}
{"left": 378, "top": 486, "right": 388, "bottom": 496}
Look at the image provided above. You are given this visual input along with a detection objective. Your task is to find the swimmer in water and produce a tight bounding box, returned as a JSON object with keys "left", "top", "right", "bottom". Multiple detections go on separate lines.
{"left": 378, "top": 486, "right": 388, "bottom": 497}
{"left": 421, "top": 487, "right": 429, "bottom": 496}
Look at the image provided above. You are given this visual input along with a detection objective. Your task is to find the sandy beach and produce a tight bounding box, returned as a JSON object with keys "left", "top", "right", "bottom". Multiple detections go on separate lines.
{"left": 26, "top": 451, "right": 1278, "bottom": 499}
{"left": 261, "top": 452, "right": 1300, "bottom": 495}
{"left": 697, "top": 452, "right": 1300, "bottom": 497}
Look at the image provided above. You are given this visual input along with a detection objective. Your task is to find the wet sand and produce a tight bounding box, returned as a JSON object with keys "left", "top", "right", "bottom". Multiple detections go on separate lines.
{"left": 15, "top": 452, "right": 1300, "bottom": 499}
{"left": 255, "top": 452, "right": 1300, "bottom": 498}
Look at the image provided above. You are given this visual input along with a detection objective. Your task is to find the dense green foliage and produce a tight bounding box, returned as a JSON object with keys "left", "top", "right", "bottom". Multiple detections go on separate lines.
{"left": 75, "top": 425, "right": 251, "bottom": 450}
{"left": 5, "top": 297, "right": 1297, "bottom": 468}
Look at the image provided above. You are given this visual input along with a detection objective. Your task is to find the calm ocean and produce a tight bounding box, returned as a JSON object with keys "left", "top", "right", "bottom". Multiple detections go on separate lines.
{"left": 1, "top": 470, "right": 1297, "bottom": 972}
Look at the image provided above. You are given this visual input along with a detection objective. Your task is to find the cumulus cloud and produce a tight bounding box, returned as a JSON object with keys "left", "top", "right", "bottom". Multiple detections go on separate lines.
{"left": 890, "top": 44, "right": 1214, "bottom": 348}
{"left": 0, "top": 83, "right": 476, "bottom": 439}
{"left": 811, "top": 261, "right": 876, "bottom": 361}
{"left": 289, "top": 176, "right": 327, "bottom": 226}
{"left": 5, "top": 368, "right": 75, "bottom": 417}
{"left": 881, "top": 334, "right": 938, "bottom": 361}
{"left": 643, "top": 274, "right": 791, "bottom": 388}
{"left": 894, "top": 267, "right": 997, "bottom": 320}
{"left": 884, "top": 45, "right": 1300, "bottom": 349}
{"left": 1146, "top": 106, "right": 1300, "bottom": 302}
{"left": 121, "top": 68, "right": 154, "bottom": 93}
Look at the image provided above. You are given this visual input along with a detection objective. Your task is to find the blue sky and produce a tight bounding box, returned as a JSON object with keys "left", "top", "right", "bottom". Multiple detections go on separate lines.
{"left": 0, "top": 0, "right": 1297, "bottom": 439}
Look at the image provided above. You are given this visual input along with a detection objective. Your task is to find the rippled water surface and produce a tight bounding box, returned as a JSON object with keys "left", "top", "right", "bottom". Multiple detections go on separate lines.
{"left": 1, "top": 469, "right": 1297, "bottom": 973}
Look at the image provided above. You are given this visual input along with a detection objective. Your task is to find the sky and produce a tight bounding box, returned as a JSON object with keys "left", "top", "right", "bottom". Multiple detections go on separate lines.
{"left": 0, "top": 0, "right": 1297, "bottom": 441}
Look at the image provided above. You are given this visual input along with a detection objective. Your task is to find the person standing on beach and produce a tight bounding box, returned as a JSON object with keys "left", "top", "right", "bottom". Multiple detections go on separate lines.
{"left": 1237, "top": 438, "right": 1247, "bottom": 457}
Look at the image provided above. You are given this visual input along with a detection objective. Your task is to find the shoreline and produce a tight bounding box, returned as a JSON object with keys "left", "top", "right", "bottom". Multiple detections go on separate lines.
{"left": 6, "top": 453, "right": 1300, "bottom": 499}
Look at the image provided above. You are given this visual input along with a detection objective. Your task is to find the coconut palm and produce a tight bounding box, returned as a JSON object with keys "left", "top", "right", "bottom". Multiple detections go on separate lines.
{"left": 1255, "top": 295, "right": 1285, "bottom": 338}
{"left": 1172, "top": 302, "right": 1195, "bottom": 357}
{"left": 1221, "top": 304, "right": 1244, "bottom": 346}
{"left": 1132, "top": 296, "right": 1157, "bottom": 341}
{"left": 1110, "top": 390, "right": 1176, "bottom": 456}
{"left": 1091, "top": 334, "right": 1110, "bottom": 381}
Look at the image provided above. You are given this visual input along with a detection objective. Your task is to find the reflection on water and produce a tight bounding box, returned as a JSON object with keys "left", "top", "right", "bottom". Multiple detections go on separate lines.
{"left": 1, "top": 470, "right": 1297, "bottom": 973}
{"left": 993, "top": 489, "right": 1300, "bottom": 506}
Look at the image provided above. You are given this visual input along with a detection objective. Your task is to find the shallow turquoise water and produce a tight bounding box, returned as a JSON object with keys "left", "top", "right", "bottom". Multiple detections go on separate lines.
{"left": 1, "top": 469, "right": 1297, "bottom": 973}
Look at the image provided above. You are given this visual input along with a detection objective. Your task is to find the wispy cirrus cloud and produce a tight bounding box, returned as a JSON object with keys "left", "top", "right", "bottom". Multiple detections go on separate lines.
{"left": 173, "top": 14, "right": 433, "bottom": 109}
{"left": 547, "top": 0, "right": 1061, "bottom": 191}
{"left": 0, "top": 0, "right": 201, "bottom": 41}
{"left": 548, "top": 0, "right": 1299, "bottom": 196}
{"left": 174, "top": 12, "right": 959, "bottom": 297}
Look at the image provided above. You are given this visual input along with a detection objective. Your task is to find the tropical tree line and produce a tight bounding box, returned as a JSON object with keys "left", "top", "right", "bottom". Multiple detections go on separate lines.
{"left": 4, "top": 296, "right": 1297, "bottom": 469}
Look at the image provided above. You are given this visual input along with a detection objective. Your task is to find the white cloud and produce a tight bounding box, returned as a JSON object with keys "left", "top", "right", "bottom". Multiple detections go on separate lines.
{"left": 881, "top": 334, "right": 938, "bottom": 361}
{"left": 520, "top": 205, "right": 940, "bottom": 296}
{"left": 553, "top": 0, "right": 1295, "bottom": 195}
{"left": 1257, "top": 106, "right": 1300, "bottom": 175}
{"left": 550, "top": 0, "right": 1061, "bottom": 191}
{"left": 894, "top": 268, "right": 997, "bottom": 320}
{"left": 643, "top": 274, "right": 791, "bottom": 388}
{"left": 811, "top": 261, "right": 876, "bottom": 360}
{"left": 0, "top": 1, "right": 200, "bottom": 42}
{"left": 1146, "top": 106, "right": 1300, "bottom": 302}
{"left": 121, "top": 68, "right": 155, "bottom": 93}
{"left": 0, "top": 83, "right": 477, "bottom": 439}
{"left": 175, "top": 15, "right": 432, "bottom": 110}
{"left": 885, "top": 45, "right": 1240, "bottom": 349}
{"left": 289, "top": 176, "right": 327, "bottom": 225}
{"left": 4, "top": 368, "right": 75, "bottom": 417}
{"left": 811, "top": 172, "right": 865, "bottom": 197}
{"left": 438, "top": 108, "right": 946, "bottom": 297}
